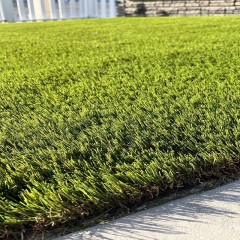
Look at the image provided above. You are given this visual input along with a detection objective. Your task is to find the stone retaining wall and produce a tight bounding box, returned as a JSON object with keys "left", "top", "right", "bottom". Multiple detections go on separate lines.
{"left": 123, "top": 0, "right": 240, "bottom": 16}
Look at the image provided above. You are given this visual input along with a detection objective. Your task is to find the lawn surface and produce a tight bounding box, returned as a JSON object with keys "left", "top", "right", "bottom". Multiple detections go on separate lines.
{"left": 0, "top": 17, "right": 240, "bottom": 238}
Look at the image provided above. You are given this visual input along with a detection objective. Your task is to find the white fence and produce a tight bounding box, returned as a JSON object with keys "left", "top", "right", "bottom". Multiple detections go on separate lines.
{"left": 0, "top": 0, "right": 116, "bottom": 22}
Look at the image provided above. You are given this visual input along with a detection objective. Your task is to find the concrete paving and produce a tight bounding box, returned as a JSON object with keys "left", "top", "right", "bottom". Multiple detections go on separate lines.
{"left": 54, "top": 180, "right": 240, "bottom": 240}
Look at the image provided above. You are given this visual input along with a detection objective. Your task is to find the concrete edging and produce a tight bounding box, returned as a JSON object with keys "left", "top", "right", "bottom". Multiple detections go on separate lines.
{"left": 53, "top": 180, "right": 240, "bottom": 240}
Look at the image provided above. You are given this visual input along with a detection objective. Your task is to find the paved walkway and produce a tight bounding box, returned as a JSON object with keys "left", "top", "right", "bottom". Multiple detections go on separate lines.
{"left": 54, "top": 180, "right": 240, "bottom": 240}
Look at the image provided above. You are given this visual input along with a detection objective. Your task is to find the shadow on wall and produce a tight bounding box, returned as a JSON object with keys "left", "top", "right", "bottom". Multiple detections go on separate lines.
{"left": 135, "top": 3, "right": 147, "bottom": 16}
{"left": 117, "top": 4, "right": 125, "bottom": 16}
{"left": 157, "top": 10, "right": 170, "bottom": 16}
{"left": 134, "top": 4, "right": 170, "bottom": 17}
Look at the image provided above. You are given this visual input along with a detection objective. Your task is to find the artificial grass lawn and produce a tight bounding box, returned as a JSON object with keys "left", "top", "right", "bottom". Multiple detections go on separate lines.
{"left": 0, "top": 17, "right": 240, "bottom": 238}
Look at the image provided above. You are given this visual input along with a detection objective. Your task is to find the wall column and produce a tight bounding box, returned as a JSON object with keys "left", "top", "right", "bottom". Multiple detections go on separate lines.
{"left": 0, "top": 0, "right": 15, "bottom": 22}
